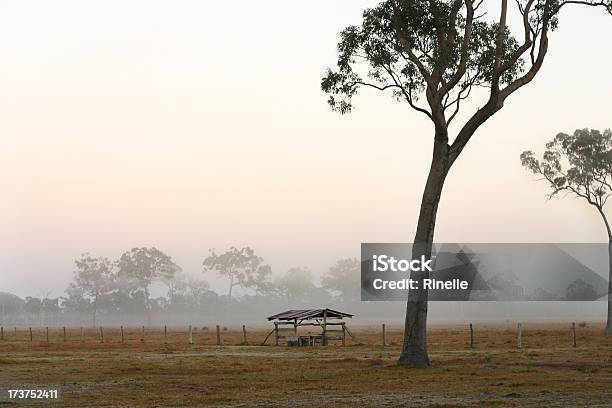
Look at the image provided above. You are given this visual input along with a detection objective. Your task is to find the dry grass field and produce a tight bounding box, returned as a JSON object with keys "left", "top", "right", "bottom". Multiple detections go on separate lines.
{"left": 0, "top": 323, "right": 611, "bottom": 407}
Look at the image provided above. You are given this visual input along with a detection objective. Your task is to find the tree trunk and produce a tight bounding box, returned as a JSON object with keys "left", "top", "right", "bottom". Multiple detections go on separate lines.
{"left": 92, "top": 293, "right": 98, "bottom": 328}
{"left": 596, "top": 206, "right": 612, "bottom": 336}
{"left": 145, "top": 287, "right": 152, "bottom": 327}
{"left": 399, "top": 137, "right": 450, "bottom": 367}
{"left": 606, "top": 241, "right": 612, "bottom": 335}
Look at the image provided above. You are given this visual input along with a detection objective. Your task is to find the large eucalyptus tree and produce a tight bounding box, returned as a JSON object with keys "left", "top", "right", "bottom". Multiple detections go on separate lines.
{"left": 322, "top": 0, "right": 611, "bottom": 366}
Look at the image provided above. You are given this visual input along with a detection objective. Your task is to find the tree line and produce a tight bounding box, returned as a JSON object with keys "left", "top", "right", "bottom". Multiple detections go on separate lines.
{"left": 0, "top": 247, "right": 361, "bottom": 327}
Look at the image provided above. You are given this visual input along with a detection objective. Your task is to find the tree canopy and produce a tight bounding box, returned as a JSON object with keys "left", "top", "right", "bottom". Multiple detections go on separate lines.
{"left": 117, "top": 247, "right": 181, "bottom": 324}
{"left": 202, "top": 247, "right": 272, "bottom": 297}
{"left": 69, "top": 253, "right": 116, "bottom": 325}
{"left": 323, "top": 0, "right": 611, "bottom": 161}
{"left": 521, "top": 129, "right": 612, "bottom": 227}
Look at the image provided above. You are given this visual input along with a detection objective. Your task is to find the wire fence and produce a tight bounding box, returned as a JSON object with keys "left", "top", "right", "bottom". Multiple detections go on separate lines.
{"left": 0, "top": 322, "right": 590, "bottom": 349}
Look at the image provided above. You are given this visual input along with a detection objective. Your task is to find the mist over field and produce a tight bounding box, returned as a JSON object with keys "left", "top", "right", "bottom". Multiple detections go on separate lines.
{"left": 1, "top": 1, "right": 611, "bottom": 310}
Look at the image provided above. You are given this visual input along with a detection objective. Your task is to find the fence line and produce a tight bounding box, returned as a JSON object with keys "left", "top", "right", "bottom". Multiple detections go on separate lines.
{"left": 0, "top": 323, "right": 588, "bottom": 348}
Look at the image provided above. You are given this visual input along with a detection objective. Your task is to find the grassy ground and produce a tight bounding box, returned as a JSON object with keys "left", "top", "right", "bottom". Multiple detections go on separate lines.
{"left": 0, "top": 323, "right": 610, "bottom": 407}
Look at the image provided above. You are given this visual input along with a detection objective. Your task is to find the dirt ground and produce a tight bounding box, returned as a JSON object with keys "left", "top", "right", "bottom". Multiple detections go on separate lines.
{"left": 0, "top": 323, "right": 611, "bottom": 407}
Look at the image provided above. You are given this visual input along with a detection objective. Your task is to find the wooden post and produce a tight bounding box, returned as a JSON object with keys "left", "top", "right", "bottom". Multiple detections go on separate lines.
{"left": 188, "top": 325, "right": 193, "bottom": 345}
{"left": 261, "top": 328, "right": 275, "bottom": 346}
{"left": 469, "top": 323, "right": 474, "bottom": 348}
{"left": 322, "top": 310, "right": 328, "bottom": 346}
{"left": 517, "top": 323, "right": 523, "bottom": 349}
{"left": 63, "top": 327, "right": 66, "bottom": 342}
{"left": 29, "top": 327, "right": 33, "bottom": 342}
{"left": 1, "top": 327, "right": 3, "bottom": 341}
{"left": 120, "top": 326, "right": 124, "bottom": 344}
{"left": 164, "top": 325, "right": 168, "bottom": 343}
{"left": 46, "top": 327, "right": 49, "bottom": 343}
{"left": 242, "top": 325, "right": 247, "bottom": 345}
{"left": 141, "top": 326, "right": 145, "bottom": 343}
{"left": 572, "top": 322, "right": 577, "bottom": 348}
{"left": 80, "top": 327, "right": 84, "bottom": 343}
{"left": 383, "top": 323, "right": 387, "bottom": 347}
{"left": 216, "top": 325, "right": 221, "bottom": 347}
{"left": 341, "top": 323, "right": 346, "bottom": 346}
{"left": 274, "top": 322, "right": 279, "bottom": 346}
{"left": 99, "top": 327, "right": 104, "bottom": 343}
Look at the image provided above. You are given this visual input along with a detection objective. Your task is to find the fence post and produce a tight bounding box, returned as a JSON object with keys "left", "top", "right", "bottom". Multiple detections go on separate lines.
{"left": 274, "top": 322, "right": 279, "bottom": 346}
{"left": 216, "top": 325, "right": 221, "bottom": 348}
{"left": 164, "top": 325, "right": 168, "bottom": 343}
{"left": 100, "top": 327, "right": 104, "bottom": 343}
{"left": 341, "top": 323, "right": 346, "bottom": 346}
{"left": 120, "top": 326, "right": 124, "bottom": 344}
{"left": 382, "top": 323, "right": 386, "bottom": 347}
{"left": 29, "top": 327, "right": 33, "bottom": 342}
{"left": 322, "top": 310, "right": 328, "bottom": 346}
{"left": 141, "top": 326, "right": 145, "bottom": 343}
{"left": 63, "top": 327, "right": 66, "bottom": 343}
{"left": 517, "top": 323, "right": 523, "bottom": 349}
{"left": 1, "top": 327, "right": 3, "bottom": 341}
{"left": 469, "top": 323, "right": 474, "bottom": 348}
{"left": 572, "top": 322, "right": 577, "bottom": 348}
{"left": 14, "top": 327, "right": 17, "bottom": 337}
{"left": 46, "top": 327, "right": 49, "bottom": 343}
{"left": 242, "top": 325, "right": 247, "bottom": 345}
{"left": 80, "top": 327, "right": 84, "bottom": 343}
{"left": 188, "top": 325, "right": 193, "bottom": 345}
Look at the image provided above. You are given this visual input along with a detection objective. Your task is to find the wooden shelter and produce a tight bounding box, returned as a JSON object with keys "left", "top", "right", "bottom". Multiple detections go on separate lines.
{"left": 265, "top": 308, "right": 356, "bottom": 346}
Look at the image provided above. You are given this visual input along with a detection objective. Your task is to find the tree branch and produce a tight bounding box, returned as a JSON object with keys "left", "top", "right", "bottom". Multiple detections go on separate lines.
{"left": 558, "top": 0, "right": 612, "bottom": 14}
{"left": 496, "top": 0, "right": 536, "bottom": 81}
{"left": 438, "top": 0, "right": 475, "bottom": 97}
{"left": 500, "top": 0, "right": 552, "bottom": 99}
{"left": 383, "top": 66, "right": 434, "bottom": 119}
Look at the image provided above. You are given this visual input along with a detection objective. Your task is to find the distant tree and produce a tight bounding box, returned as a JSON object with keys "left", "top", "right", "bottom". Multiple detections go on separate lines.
{"left": 186, "top": 277, "right": 212, "bottom": 308}
{"left": 321, "top": 258, "right": 361, "bottom": 302}
{"left": 275, "top": 267, "right": 327, "bottom": 304}
{"left": 61, "top": 285, "right": 90, "bottom": 315}
{"left": 0, "top": 292, "right": 25, "bottom": 322}
{"left": 565, "top": 279, "right": 598, "bottom": 301}
{"left": 166, "top": 270, "right": 189, "bottom": 306}
{"left": 323, "top": 0, "right": 611, "bottom": 366}
{"left": 521, "top": 129, "right": 612, "bottom": 334}
{"left": 203, "top": 247, "right": 272, "bottom": 298}
{"left": 23, "top": 297, "right": 41, "bottom": 321}
{"left": 117, "top": 247, "right": 181, "bottom": 326}
{"left": 41, "top": 297, "right": 61, "bottom": 325}
{"left": 68, "top": 253, "right": 115, "bottom": 327}
{"left": 164, "top": 272, "right": 211, "bottom": 312}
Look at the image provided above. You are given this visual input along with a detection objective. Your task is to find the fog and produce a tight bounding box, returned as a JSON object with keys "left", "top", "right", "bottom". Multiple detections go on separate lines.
{"left": 1, "top": 1, "right": 611, "bottom": 324}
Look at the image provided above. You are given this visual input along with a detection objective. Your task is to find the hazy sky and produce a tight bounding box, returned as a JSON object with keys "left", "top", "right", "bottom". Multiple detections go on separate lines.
{"left": 1, "top": 1, "right": 611, "bottom": 298}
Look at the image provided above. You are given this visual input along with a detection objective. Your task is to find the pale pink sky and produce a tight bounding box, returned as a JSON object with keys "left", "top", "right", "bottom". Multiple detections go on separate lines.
{"left": 1, "top": 1, "right": 611, "bottom": 297}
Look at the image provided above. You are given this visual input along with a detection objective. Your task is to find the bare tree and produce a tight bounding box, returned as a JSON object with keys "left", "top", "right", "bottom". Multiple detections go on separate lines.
{"left": 521, "top": 128, "right": 612, "bottom": 334}
{"left": 322, "top": 0, "right": 611, "bottom": 366}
